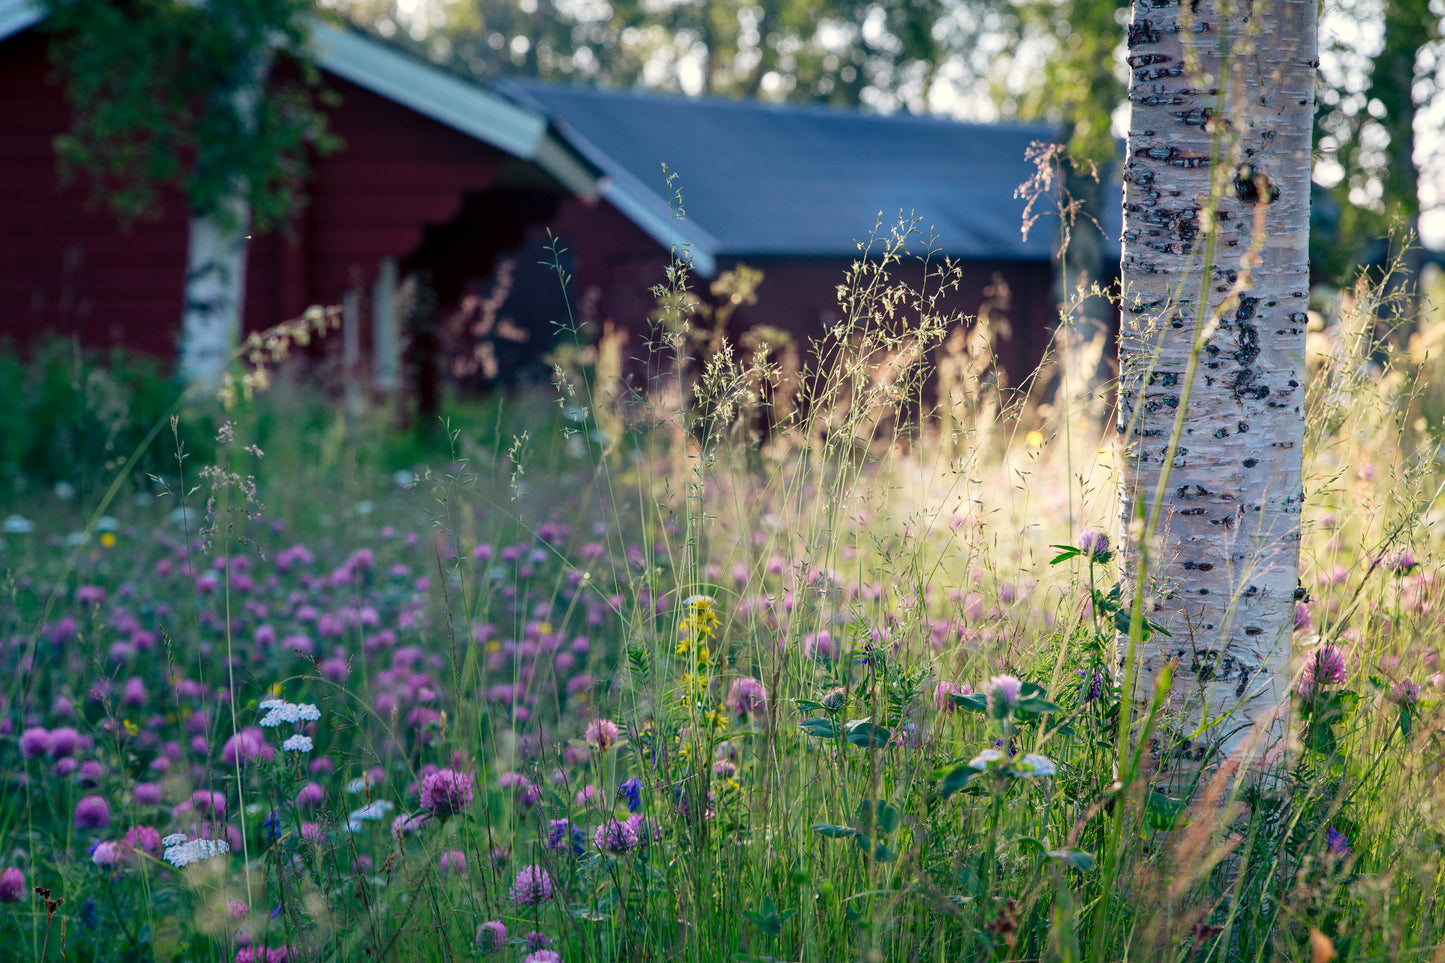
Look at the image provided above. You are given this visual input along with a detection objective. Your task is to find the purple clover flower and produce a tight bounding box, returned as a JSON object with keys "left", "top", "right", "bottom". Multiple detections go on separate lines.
{"left": 476, "top": 921, "right": 506, "bottom": 953}
{"left": 418, "top": 768, "right": 474, "bottom": 817}
{"left": 510, "top": 864, "right": 555, "bottom": 905}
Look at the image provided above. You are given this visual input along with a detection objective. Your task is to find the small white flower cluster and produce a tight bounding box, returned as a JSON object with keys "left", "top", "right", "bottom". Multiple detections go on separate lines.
{"left": 282, "top": 734, "right": 314, "bottom": 753}
{"left": 968, "top": 749, "right": 1057, "bottom": 780}
{"left": 258, "top": 698, "right": 321, "bottom": 728}
{"left": 346, "top": 800, "right": 396, "bottom": 832}
{"left": 163, "top": 835, "right": 230, "bottom": 868}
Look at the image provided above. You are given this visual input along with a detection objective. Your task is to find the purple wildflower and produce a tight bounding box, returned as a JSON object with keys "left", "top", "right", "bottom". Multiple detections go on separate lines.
{"left": 0, "top": 867, "right": 23, "bottom": 903}
{"left": 19, "top": 727, "right": 50, "bottom": 759}
{"left": 418, "top": 768, "right": 474, "bottom": 816}
{"left": 584, "top": 718, "right": 621, "bottom": 750}
{"left": 476, "top": 921, "right": 507, "bottom": 953}
{"left": 726, "top": 677, "right": 769, "bottom": 714}
{"left": 524, "top": 952, "right": 562, "bottom": 963}
{"left": 438, "top": 850, "right": 467, "bottom": 874}
{"left": 593, "top": 818, "right": 641, "bottom": 854}
{"left": 1325, "top": 826, "right": 1350, "bottom": 856}
{"left": 985, "top": 674, "right": 1023, "bottom": 718}
{"left": 75, "top": 795, "right": 111, "bottom": 829}
{"left": 510, "top": 864, "right": 555, "bottom": 905}
{"left": 1297, "top": 645, "right": 1348, "bottom": 697}
{"left": 1077, "top": 528, "right": 1111, "bottom": 562}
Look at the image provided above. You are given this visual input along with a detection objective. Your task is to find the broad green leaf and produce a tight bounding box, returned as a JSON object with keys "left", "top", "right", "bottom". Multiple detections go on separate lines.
{"left": 1047, "top": 849, "right": 1097, "bottom": 871}
{"left": 844, "top": 720, "right": 892, "bottom": 748}
{"left": 939, "top": 763, "right": 980, "bottom": 798}
{"left": 798, "top": 718, "right": 838, "bottom": 738}
{"left": 813, "top": 823, "right": 857, "bottom": 838}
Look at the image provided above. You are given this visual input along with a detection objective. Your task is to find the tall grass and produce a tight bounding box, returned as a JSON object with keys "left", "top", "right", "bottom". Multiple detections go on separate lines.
{"left": 1, "top": 232, "right": 1444, "bottom": 962}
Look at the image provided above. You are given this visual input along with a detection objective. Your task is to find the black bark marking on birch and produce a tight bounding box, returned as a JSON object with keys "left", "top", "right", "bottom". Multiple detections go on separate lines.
{"left": 1233, "top": 163, "right": 1281, "bottom": 205}
{"left": 1242, "top": 457, "right": 1258, "bottom": 467}
{"left": 1128, "top": 19, "right": 1162, "bottom": 46}
{"left": 1182, "top": 560, "right": 1214, "bottom": 571}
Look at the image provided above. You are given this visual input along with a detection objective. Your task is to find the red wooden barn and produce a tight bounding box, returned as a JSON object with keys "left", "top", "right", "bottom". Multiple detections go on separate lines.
{"left": 1, "top": 1, "right": 1103, "bottom": 391}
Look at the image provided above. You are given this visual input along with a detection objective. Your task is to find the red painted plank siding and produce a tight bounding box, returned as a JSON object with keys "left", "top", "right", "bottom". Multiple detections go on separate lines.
{"left": 2, "top": 28, "right": 525, "bottom": 361}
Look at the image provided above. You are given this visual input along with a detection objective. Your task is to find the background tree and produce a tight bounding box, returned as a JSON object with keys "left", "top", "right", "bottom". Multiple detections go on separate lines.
{"left": 1115, "top": 0, "right": 1315, "bottom": 786}
{"left": 1313, "top": 0, "right": 1443, "bottom": 285}
{"left": 334, "top": 0, "right": 993, "bottom": 110}
{"left": 42, "top": 0, "right": 336, "bottom": 386}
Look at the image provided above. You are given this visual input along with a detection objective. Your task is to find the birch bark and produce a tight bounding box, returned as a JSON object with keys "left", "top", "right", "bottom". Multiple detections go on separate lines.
{"left": 1116, "top": 0, "right": 1316, "bottom": 785}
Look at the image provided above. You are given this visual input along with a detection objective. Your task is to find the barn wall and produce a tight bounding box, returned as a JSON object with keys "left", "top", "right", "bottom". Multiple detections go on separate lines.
{"left": 483, "top": 196, "right": 1060, "bottom": 390}
{"left": 1, "top": 30, "right": 539, "bottom": 363}
{"left": 0, "top": 31, "right": 189, "bottom": 357}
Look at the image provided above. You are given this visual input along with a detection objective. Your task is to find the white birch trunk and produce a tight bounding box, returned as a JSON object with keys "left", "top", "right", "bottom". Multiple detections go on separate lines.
{"left": 1116, "top": 0, "right": 1316, "bottom": 786}
{"left": 176, "top": 40, "right": 269, "bottom": 390}
{"left": 178, "top": 195, "right": 252, "bottom": 389}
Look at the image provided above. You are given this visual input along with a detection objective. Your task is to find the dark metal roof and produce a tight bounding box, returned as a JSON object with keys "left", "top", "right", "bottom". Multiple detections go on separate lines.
{"left": 500, "top": 80, "right": 1070, "bottom": 271}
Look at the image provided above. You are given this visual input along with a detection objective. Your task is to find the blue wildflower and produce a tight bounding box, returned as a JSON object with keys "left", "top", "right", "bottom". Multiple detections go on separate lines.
{"left": 1325, "top": 826, "right": 1350, "bottom": 856}
{"left": 619, "top": 777, "right": 642, "bottom": 813}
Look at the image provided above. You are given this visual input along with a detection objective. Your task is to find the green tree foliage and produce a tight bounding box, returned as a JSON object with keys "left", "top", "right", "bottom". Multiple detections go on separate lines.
{"left": 1314, "top": 0, "right": 1442, "bottom": 281}
{"left": 41, "top": 0, "right": 338, "bottom": 229}
{"left": 340, "top": 0, "right": 988, "bottom": 110}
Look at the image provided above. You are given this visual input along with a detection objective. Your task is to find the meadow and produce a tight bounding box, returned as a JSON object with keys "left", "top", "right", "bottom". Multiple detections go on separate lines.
{"left": 4, "top": 238, "right": 1445, "bottom": 963}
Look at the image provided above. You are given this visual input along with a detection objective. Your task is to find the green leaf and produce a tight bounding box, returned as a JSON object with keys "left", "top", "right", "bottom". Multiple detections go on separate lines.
{"left": 856, "top": 799, "right": 900, "bottom": 835}
{"left": 813, "top": 823, "right": 857, "bottom": 838}
{"left": 951, "top": 692, "right": 989, "bottom": 713}
{"left": 1047, "top": 849, "right": 1097, "bottom": 871}
{"left": 798, "top": 718, "right": 839, "bottom": 738}
{"left": 852, "top": 833, "right": 896, "bottom": 861}
{"left": 1017, "top": 696, "right": 1061, "bottom": 715}
{"left": 939, "top": 763, "right": 980, "bottom": 799}
{"left": 794, "top": 700, "right": 826, "bottom": 712}
{"left": 1049, "top": 545, "right": 1083, "bottom": 565}
{"left": 844, "top": 720, "right": 892, "bottom": 749}
{"left": 1016, "top": 836, "right": 1047, "bottom": 856}
{"left": 1145, "top": 791, "right": 1190, "bottom": 831}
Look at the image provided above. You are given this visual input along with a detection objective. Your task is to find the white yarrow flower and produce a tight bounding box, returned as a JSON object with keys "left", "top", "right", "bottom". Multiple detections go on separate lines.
{"left": 161, "top": 833, "right": 187, "bottom": 847}
{"left": 283, "top": 734, "right": 314, "bottom": 753}
{"left": 163, "top": 837, "right": 230, "bottom": 868}
{"left": 969, "top": 748, "right": 1005, "bottom": 770}
{"left": 1012, "top": 753, "right": 1056, "bottom": 778}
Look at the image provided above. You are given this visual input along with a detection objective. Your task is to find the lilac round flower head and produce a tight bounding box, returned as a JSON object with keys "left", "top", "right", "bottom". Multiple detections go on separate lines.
{"left": 191, "top": 789, "right": 227, "bottom": 818}
{"left": 419, "top": 768, "right": 475, "bottom": 817}
{"left": 1077, "top": 528, "right": 1111, "bottom": 562}
{"left": 134, "top": 782, "right": 163, "bottom": 806}
{"left": 726, "top": 677, "right": 769, "bottom": 715}
{"left": 933, "top": 680, "right": 972, "bottom": 713}
{"left": 524, "top": 952, "right": 562, "bottom": 963}
{"left": 1297, "top": 645, "right": 1349, "bottom": 697}
{"left": 438, "top": 849, "right": 467, "bottom": 874}
{"left": 48, "top": 726, "right": 80, "bottom": 759}
{"left": 19, "top": 727, "right": 51, "bottom": 759}
{"left": 391, "top": 813, "right": 430, "bottom": 839}
{"left": 1391, "top": 677, "right": 1422, "bottom": 707}
{"left": 476, "top": 921, "right": 507, "bottom": 954}
{"left": 584, "top": 718, "right": 621, "bottom": 751}
{"left": 1294, "top": 602, "right": 1312, "bottom": 633}
{"left": 90, "top": 841, "right": 124, "bottom": 868}
{"left": 0, "top": 867, "right": 23, "bottom": 903}
{"left": 985, "top": 674, "right": 1023, "bottom": 719}
{"left": 75, "top": 795, "right": 111, "bottom": 829}
{"left": 226, "top": 899, "right": 250, "bottom": 920}
{"left": 510, "top": 864, "right": 555, "bottom": 905}
{"left": 525, "top": 932, "right": 554, "bottom": 951}
{"left": 594, "top": 817, "right": 640, "bottom": 853}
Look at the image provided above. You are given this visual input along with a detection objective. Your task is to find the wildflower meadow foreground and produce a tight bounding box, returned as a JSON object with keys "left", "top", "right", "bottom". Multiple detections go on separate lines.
{"left": 4, "top": 259, "right": 1445, "bottom": 963}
